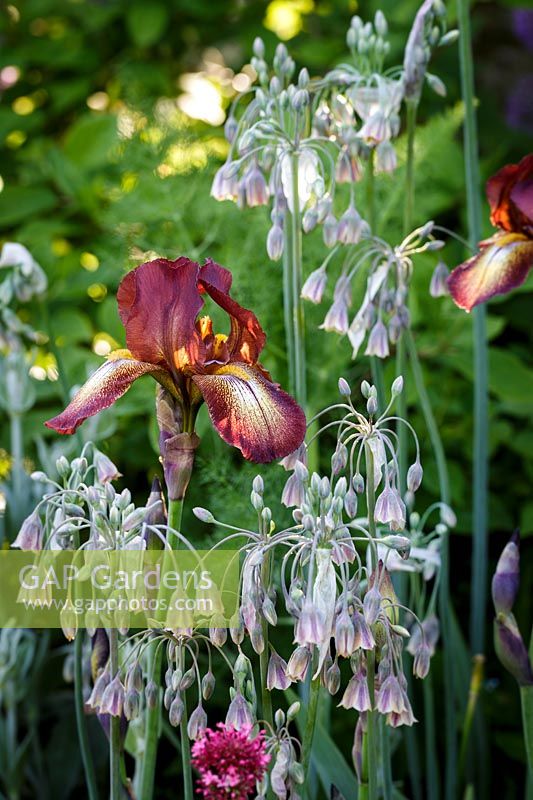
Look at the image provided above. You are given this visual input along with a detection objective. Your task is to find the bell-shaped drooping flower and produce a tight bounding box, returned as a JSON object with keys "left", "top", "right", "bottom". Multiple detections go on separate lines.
{"left": 191, "top": 724, "right": 270, "bottom": 800}
{"left": 412, "top": 642, "right": 431, "bottom": 679}
{"left": 448, "top": 154, "right": 533, "bottom": 311}
{"left": 12, "top": 510, "right": 43, "bottom": 550}
{"left": 267, "top": 649, "right": 291, "bottom": 690}
{"left": 376, "top": 674, "right": 404, "bottom": 715}
{"left": 491, "top": 530, "right": 520, "bottom": 615}
{"left": 337, "top": 205, "right": 364, "bottom": 244}
{"left": 301, "top": 266, "right": 327, "bottom": 304}
{"left": 406, "top": 459, "right": 423, "bottom": 493}
{"left": 375, "top": 141, "right": 397, "bottom": 174}
{"left": 226, "top": 691, "right": 255, "bottom": 730}
{"left": 267, "top": 224, "right": 284, "bottom": 261}
{"left": 187, "top": 703, "right": 208, "bottom": 740}
{"left": 45, "top": 258, "right": 306, "bottom": 466}
{"left": 285, "top": 645, "right": 312, "bottom": 682}
{"left": 244, "top": 163, "right": 270, "bottom": 207}
{"left": 365, "top": 319, "right": 389, "bottom": 358}
{"left": 94, "top": 451, "right": 121, "bottom": 484}
{"left": 99, "top": 674, "right": 125, "bottom": 717}
{"left": 339, "top": 671, "right": 372, "bottom": 712}
{"left": 294, "top": 599, "right": 325, "bottom": 648}
{"left": 335, "top": 607, "right": 356, "bottom": 658}
{"left": 429, "top": 261, "right": 450, "bottom": 297}
{"left": 375, "top": 485, "right": 406, "bottom": 531}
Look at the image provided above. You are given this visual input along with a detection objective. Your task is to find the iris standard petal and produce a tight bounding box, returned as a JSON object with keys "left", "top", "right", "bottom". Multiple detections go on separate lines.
{"left": 487, "top": 154, "right": 533, "bottom": 234}
{"left": 198, "top": 279, "right": 266, "bottom": 365}
{"left": 117, "top": 257, "right": 204, "bottom": 371}
{"left": 45, "top": 351, "right": 162, "bottom": 434}
{"left": 198, "top": 258, "right": 233, "bottom": 293}
{"left": 447, "top": 232, "right": 533, "bottom": 311}
{"left": 191, "top": 363, "right": 306, "bottom": 463}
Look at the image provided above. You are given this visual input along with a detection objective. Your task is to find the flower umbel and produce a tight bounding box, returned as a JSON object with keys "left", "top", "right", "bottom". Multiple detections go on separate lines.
{"left": 45, "top": 257, "right": 306, "bottom": 463}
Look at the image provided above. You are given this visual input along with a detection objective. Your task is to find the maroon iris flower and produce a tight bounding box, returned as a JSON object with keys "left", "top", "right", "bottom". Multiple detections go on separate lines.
{"left": 448, "top": 153, "right": 533, "bottom": 311}
{"left": 46, "top": 257, "right": 306, "bottom": 463}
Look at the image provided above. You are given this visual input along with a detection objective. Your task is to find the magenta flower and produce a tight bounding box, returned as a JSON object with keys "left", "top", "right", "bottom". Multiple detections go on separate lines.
{"left": 191, "top": 723, "right": 270, "bottom": 800}
{"left": 45, "top": 257, "right": 306, "bottom": 463}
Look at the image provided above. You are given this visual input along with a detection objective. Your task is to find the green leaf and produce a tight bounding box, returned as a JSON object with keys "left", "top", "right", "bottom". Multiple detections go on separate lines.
{"left": 0, "top": 186, "right": 57, "bottom": 227}
{"left": 63, "top": 114, "right": 118, "bottom": 171}
{"left": 126, "top": 2, "right": 169, "bottom": 47}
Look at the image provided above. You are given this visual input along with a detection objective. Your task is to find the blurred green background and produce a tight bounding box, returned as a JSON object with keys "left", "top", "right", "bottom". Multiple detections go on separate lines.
{"left": 0, "top": 0, "right": 532, "bottom": 797}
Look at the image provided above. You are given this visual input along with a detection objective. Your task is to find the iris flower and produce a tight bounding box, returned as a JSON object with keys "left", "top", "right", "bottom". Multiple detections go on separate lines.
{"left": 46, "top": 257, "right": 306, "bottom": 463}
{"left": 448, "top": 153, "right": 533, "bottom": 311}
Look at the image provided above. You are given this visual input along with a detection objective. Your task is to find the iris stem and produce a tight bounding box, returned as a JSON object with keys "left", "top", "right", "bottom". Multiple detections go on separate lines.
{"left": 169, "top": 498, "right": 194, "bottom": 800}
{"left": 74, "top": 634, "right": 99, "bottom": 800}
{"left": 457, "top": 0, "right": 489, "bottom": 659}
{"left": 289, "top": 151, "right": 307, "bottom": 410}
{"left": 405, "top": 329, "right": 456, "bottom": 800}
{"left": 361, "top": 444, "right": 378, "bottom": 800}
{"left": 109, "top": 628, "right": 121, "bottom": 800}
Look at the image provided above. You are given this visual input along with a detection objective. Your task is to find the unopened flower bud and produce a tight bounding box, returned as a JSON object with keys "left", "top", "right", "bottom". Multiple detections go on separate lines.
{"left": 363, "top": 586, "right": 382, "bottom": 625}
{"left": 187, "top": 704, "right": 208, "bottom": 740}
{"left": 287, "top": 701, "right": 300, "bottom": 721}
{"left": 326, "top": 661, "right": 341, "bottom": 695}
{"left": 413, "top": 642, "right": 431, "bottom": 679}
{"left": 492, "top": 532, "right": 520, "bottom": 615}
{"left": 429, "top": 261, "right": 450, "bottom": 297}
{"left": 353, "top": 473, "right": 365, "bottom": 494}
{"left": 267, "top": 224, "right": 284, "bottom": 261}
{"left": 494, "top": 613, "right": 533, "bottom": 686}
{"left": 301, "top": 266, "right": 327, "bottom": 303}
{"left": 286, "top": 646, "right": 311, "bottom": 682}
{"left": 407, "top": 460, "right": 423, "bottom": 492}
{"left": 169, "top": 694, "right": 184, "bottom": 727}
{"left": 391, "top": 376, "right": 404, "bottom": 396}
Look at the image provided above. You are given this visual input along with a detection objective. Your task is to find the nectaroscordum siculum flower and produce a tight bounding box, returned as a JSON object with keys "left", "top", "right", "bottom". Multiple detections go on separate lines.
{"left": 45, "top": 257, "right": 306, "bottom": 489}
{"left": 448, "top": 153, "right": 533, "bottom": 311}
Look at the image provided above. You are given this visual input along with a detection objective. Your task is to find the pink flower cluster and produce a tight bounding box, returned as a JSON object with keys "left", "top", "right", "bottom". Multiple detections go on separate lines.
{"left": 191, "top": 723, "right": 270, "bottom": 800}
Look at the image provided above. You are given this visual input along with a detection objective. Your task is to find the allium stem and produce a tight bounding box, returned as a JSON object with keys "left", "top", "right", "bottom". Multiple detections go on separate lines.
{"left": 301, "top": 672, "right": 321, "bottom": 789}
{"left": 259, "top": 555, "right": 274, "bottom": 730}
{"left": 422, "top": 672, "right": 439, "bottom": 800}
{"left": 521, "top": 685, "right": 533, "bottom": 782}
{"left": 74, "top": 634, "right": 99, "bottom": 800}
{"left": 405, "top": 330, "right": 456, "bottom": 799}
{"left": 381, "top": 715, "right": 393, "bottom": 800}
{"left": 289, "top": 151, "right": 307, "bottom": 409}
{"left": 9, "top": 411, "right": 24, "bottom": 513}
{"left": 361, "top": 444, "right": 378, "bottom": 800}
{"left": 282, "top": 222, "right": 296, "bottom": 396}
{"left": 180, "top": 695, "right": 194, "bottom": 800}
{"left": 457, "top": 0, "right": 489, "bottom": 659}
{"left": 108, "top": 628, "right": 121, "bottom": 800}
{"left": 366, "top": 150, "right": 385, "bottom": 414}
{"left": 397, "top": 99, "right": 419, "bottom": 493}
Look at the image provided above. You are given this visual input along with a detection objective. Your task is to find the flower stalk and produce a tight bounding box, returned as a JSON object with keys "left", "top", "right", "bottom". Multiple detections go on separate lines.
{"left": 290, "top": 151, "right": 307, "bottom": 409}
{"left": 456, "top": 0, "right": 488, "bottom": 659}
{"left": 74, "top": 634, "right": 99, "bottom": 800}
{"left": 108, "top": 628, "right": 121, "bottom": 800}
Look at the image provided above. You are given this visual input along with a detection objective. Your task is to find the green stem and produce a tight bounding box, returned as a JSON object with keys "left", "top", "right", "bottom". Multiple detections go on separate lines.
{"left": 522, "top": 684, "right": 533, "bottom": 782}
{"left": 139, "top": 644, "right": 163, "bottom": 800}
{"left": 74, "top": 634, "right": 99, "bottom": 800}
{"left": 397, "top": 99, "right": 419, "bottom": 494}
{"left": 140, "top": 497, "right": 187, "bottom": 800}
{"left": 259, "top": 556, "right": 274, "bottom": 730}
{"left": 179, "top": 695, "right": 194, "bottom": 800}
{"left": 9, "top": 411, "right": 24, "bottom": 510}
{"left": 406, "top": 330, "right": 456, "bottom": 800}
{"left": 365, "top": 149, "right": 386, "bottom": 414}
{"left": 109, "top": 628, "right": 121, "bottom": 800}
{"left": 169, "top": 498, "right": 194, "bottom": 800}
{"left": 458, "top": 655, "right": 485, "bottom": 780}
{"left": 423, "top": 672, "right": 439, "bottom": 800}
{"left": 282, "top": 220, "right": 296, "bottom": 396}
{"left": 361, "top": 444, "right": 378, "bottom": 800}
{"left": 290, "top": 152, "right": 307, "bottom": 410}
{"left": 381, "top": 715, "right": 393, "bottom": 800}
{"left": 457, "top": 0, "right": 489, "bottom": 660}
{"left": 301, "top": 672, "right": 321, "bottom": 787}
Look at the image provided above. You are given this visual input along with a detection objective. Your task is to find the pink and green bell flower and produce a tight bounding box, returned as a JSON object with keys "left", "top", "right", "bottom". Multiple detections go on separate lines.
{"left": 448, "top": 153, "right": 533, "bottom": 311}
{"left": 45, "top": 256, "right": 306, "bottom": 463}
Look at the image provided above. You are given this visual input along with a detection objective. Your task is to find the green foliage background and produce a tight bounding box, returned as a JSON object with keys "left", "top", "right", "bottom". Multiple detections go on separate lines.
{"left": 0, "top": 0, "right": 532, "bottom": 797}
